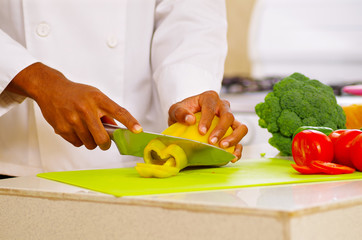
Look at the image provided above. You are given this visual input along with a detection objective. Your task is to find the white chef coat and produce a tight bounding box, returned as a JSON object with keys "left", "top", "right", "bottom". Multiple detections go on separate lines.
{"left": 0, "top": 0, "right": 227, "bottom": 176}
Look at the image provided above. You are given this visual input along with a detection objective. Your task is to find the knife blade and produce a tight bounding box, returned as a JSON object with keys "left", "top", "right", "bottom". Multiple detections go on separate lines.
{"left": 103, "top": 123, "right": 235, "bottom": 166}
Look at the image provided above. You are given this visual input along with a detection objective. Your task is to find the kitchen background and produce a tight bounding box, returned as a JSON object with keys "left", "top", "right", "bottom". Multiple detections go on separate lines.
{"left": 222, "top": 0, "right": 362, "bottom": 155}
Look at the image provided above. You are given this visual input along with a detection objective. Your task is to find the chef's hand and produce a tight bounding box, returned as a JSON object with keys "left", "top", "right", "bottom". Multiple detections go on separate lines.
{"left": 6, "top": 62, "right": 142, "bottom": 150}
{"left": 168, "top": 90, "right": 248, "bottom": 162}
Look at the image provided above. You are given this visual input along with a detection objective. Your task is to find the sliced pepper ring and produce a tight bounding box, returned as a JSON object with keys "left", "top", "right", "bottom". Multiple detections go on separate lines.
{"left": 136, "top": 139, "right": 188, "bottom": 178}
{"left": 143, "top": 139, "right": 188, "bottom": 170}
{"left": 135, "top": 163, "right": 180, "bottom": 178}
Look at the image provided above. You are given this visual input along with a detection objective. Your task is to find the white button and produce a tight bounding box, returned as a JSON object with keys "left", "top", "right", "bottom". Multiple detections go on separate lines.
{"left": 107, "top": 35, "right": 118, "bottom": 48}
{"left": 36, "top": 22, "right": 51, "bottom": 37}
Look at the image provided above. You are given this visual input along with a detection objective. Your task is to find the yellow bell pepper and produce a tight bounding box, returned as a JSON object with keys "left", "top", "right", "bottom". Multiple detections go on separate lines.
{"left": 135, "top": 112, "right": 235, "bottom": 178}
{"left": 136, "top": 140, "right": 188, "bottom": 178}
{"left": 162, "top": 112, "right": 235, "bottom": 154}
{"left": 135, "top": 163, "right": 180, "bottom": 178}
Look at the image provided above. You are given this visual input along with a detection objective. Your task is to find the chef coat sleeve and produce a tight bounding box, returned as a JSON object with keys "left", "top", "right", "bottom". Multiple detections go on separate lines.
{"left": 151, "top": 0, "right": 228, "bottom": 117}
{"left": 0, "top": 29, "right": 38, "bottom": 117}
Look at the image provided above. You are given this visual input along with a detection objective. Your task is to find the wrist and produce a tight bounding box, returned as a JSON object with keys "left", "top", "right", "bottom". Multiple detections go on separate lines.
{"left": 5, "top": 62, "right": 67, "bottom": 101}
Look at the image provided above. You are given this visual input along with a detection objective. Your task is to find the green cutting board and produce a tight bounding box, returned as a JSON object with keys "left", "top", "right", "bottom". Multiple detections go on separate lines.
{"left": 37, "top": 158, "right": 362, "bottom": 197}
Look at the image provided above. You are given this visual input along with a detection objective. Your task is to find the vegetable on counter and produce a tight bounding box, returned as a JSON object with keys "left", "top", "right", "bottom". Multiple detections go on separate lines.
{"left": 291, "top": 161, "right": 355, "bottom": 175}
{"left": 135, "top": 112, "right": 235, "bottom": 178}
{"left": 291, "top": 130, "right": 358, "bottom": 175}
{"left": 350, "top": 133, "right": 362, "bottom": 171}
{"left": 292, "top": 130, "right": 334, "bottom": 167}
{"left": 332, "top": 129, "right": 362, "bottom": 168}
{"left": 342, "top": 104, "right": 362, "bottom": 129}
{"left": 255, "top": 72, "right": 346, "bottom": 156}
{"left": 136, "top": 140, "right": 187, "bottom": 178}
{"left": 311, "top": 161, "right": 355, "bottom": 175}
{"left": 291, "top": 164, "right": 322, "bottom": 174}
{"left": 328, "top": 129, "right": 348, "bottom": 145}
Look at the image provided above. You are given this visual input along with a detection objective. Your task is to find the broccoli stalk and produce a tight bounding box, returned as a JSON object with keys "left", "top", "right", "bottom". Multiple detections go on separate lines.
{"left": 255, "top": 72, "right": 346, "bottom": 156}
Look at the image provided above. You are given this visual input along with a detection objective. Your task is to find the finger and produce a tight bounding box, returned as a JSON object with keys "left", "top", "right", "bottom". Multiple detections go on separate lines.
{"left": 208, "top": 111, "right": 234, "bottom": 145}
{"left": 199, "top": 109, "right": 216, "bottom": 136}
{"left": 103, "top": 99, "right": 142, "bottom": 133}
{"left": 198, "top": 92, "right": 219, "bottom": 135}
{"left": 204, "top": 98, "right": 231, "bottom": 142}
{"left": 168, "top": 104, "right": 196, "bottom": 126}
{"left": 60, "top": 109, "right": 98, "bottom": 150}
{"left": 231, "top": 143, "right": 243, "bottom": 163}
{"left": 54, "top": 126, "right": 83, "bottom": 147}
{"left": 74, "top": 122, "right": 98, "bottom": 150}
{"left": 87, "top": 116, "right": 112, "bottom": 151}
{"left": 219, "top": 120, "right": 248, "bottom": 148}
{"left": 51, "top": 116, "right": 83, "bottom": 147}
{"left": 61, "top": 130, "right": 83, "bottom": 148}
{"left": 199, "top": 98, "right": 218, "bottom": 135}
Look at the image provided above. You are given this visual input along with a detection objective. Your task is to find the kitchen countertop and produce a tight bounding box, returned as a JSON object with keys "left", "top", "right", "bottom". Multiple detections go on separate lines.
{"left": 1, "top": 142, "right": 362, "bottom": 240}
{"left": 1, "top": 92, "right": 362, "bottom": 240}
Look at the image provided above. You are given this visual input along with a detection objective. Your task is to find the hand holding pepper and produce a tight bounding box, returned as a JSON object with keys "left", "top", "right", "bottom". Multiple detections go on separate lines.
{"left": 167, "top": 90, "right": 248, "bottom": 162}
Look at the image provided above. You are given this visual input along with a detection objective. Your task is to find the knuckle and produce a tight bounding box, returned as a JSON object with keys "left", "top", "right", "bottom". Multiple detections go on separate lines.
{"left": 238, "top": 122, "right": 249, "bottom": 134}
{"left": 113, "top": 107, "right": 137, "bottom": 127}
{"left": 114, "top": 106, "right": 128, "bottom": 117}
{"left": 233, "top": 119, "right": 241, "bottom": 126}
{"left": 54, "top": 125, "right": 71, "bottom": 136}
{"left": 243, "top": 124, "right": 249, "bottom": 134}
{"left": 222, "top": 99, "right": 231, "bottom": 107}
{"left": 89, "top": 90, "right": 106, "bottom": 102}
{"left": 116, "top": 108, "right": 134, "bottom": 122}
{"left": 213, "top": 128, "right": 226, "bottom": 138}
{"left": 74, "top": 103, "right": 90, "bottom": 116}
{"left": 168, "top": 104, "right": 179, "bottom": 117}
{"left": 204, "top": 90, "right": 218, "bottom": 98}
{"left": 174, "top": 109, "right": 187, "bottom": 122}
{"left": 224, "top": 112, "right": 235, "bottom": 122}
{"left": 66, "top": 113, "right": 80, "bottom": 125}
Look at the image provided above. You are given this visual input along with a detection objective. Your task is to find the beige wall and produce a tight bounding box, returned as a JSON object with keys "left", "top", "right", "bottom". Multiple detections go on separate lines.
{"left": 224, "top": 0, "right": 256, "bottom": 78}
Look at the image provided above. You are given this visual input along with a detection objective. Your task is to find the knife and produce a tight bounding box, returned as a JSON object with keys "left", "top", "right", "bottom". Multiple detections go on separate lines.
{"left": 103, "top": 123, "right": 235, "bottom": 166}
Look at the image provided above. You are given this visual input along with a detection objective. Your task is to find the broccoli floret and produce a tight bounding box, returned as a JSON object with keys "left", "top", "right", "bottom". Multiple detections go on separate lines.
{"left": 255, "top": 92, "right": 281, "bottom": 133}
{"left": 302, "top": 117, "right": 318, "bottom": 126}
{"left": 255, "top": 72, "right": 346, "bottom": 155}
{"left": 277, "top": 110, "right": 302, "bottom": 137}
